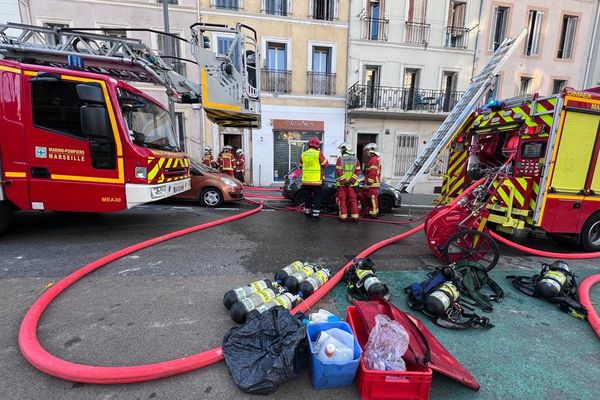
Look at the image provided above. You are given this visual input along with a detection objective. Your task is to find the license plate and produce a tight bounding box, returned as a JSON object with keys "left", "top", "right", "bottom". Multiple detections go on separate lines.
{"left": 173, "top": 183, "right": 185, "bottom": 194}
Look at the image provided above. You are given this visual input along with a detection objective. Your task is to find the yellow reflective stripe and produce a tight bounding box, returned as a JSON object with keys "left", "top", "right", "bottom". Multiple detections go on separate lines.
{"left": 540, "top": 114, "right": 553, "bottom": 127}
{"left": 50, "top": 158, "right": 124, "bottom": 184}
{"left": 4, "top": 172, "right": 26, "bottom": 178}
{"left": 148, "top": 158, "right": 165, "bottom": 181}
{"left": 0, "top": 65, "right": 21, "bottom": 74}
{"left": 201, "top": 69, "right": 242, "bottom": 112}
{"left": 447, "top": 151, "right": 468, "bottom": 176}
{"left": 449, "top": 176, "right": 465, "bottom": 195}
{"left": 165, "top": 158, "right": 173, "bottom": 169}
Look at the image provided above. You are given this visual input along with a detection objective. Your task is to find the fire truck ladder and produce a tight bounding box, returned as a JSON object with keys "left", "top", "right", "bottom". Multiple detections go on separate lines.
{"left": 396, "top": 29, "right": 527, "bottom": 193}
{"left": 0, "top": 22, "right": 260, "bottom": 128}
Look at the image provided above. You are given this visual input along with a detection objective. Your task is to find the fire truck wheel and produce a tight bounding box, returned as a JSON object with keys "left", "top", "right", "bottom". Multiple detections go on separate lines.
{"left": 581, "top": 213, "right": 600, "bottom": 252}
{"left": 0, "top": 202, "right": 13, "bottom": 235}
{"left": 443, "top": 228, "right": 500, "bottom": 272}
{"left": 200, "top": 187, "right": 223, "bottom": 208}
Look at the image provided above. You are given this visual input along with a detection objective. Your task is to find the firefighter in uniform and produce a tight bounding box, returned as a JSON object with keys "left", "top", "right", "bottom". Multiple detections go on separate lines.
{"left": 299, "top": 137, "right": 329, "bottom": 220}
{"left": 335, "top": 143, "right": 361, "bottom": 222}
{"left": 234, "top": 148, "right": 245, "bottom": 183}
{"left": 202, "top": 146, "right": 217, "bottom": 168}
{"left": 362, "top": 143, "right": 381, "bottom": 218}
{"left": 218, "top": 145, "right": 236, "bottom": 176}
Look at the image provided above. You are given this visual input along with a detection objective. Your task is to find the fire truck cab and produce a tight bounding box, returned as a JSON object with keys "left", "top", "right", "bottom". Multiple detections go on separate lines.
{"left": 0, "top": 59, "right": 191, "bottom": 231}
{"left": 441, "top": 88, "right": 600, "bottom": 252}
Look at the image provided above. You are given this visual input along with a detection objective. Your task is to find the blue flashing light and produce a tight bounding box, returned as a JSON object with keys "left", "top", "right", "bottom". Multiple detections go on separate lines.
{"left": 67, "top": 54, "right": 85, "bottom": 69}
{"left": 487, "top": 98, "right": 501, "bottom": 108}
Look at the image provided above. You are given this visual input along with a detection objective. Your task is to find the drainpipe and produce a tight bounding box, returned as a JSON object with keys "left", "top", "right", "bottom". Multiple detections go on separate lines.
{"left": 471, "top": 0, "right": 485, "bottom": 80}
{"left": 583, "top": 0, "right": 600, "bottom": 88}
{"left": 344, "top": 0, "right": 354, "bottom": 144}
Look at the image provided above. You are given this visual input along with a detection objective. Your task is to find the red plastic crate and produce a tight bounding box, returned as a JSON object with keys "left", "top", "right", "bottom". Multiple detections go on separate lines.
{"left": 346, "top": 306, "right": 432, "bottom": 400}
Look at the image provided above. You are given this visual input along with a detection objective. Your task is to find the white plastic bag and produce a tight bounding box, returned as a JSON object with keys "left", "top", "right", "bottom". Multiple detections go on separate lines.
{"left": 363, "top": 314, "right": 410, "bottom": 371}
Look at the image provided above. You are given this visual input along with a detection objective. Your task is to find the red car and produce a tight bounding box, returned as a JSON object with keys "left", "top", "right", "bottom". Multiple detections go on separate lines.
{"left": 173, "top": 159, "right": 243, "bottom": 207}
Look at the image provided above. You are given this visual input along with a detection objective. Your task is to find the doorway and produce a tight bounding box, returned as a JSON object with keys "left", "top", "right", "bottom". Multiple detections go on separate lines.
{"left": 442, "top": 71, "right": 458, "bottom": 111}
{"left": 357, "top": 133, "right": 378, "bottom": 169}
{"left": 365, "top": 65, "right": 381, "bottom": 108}
{"left": 224, "top": 134, "right": 243, "bottom": 152}
{"left": 403, "top": 68, "right": 420, "bottom": 110}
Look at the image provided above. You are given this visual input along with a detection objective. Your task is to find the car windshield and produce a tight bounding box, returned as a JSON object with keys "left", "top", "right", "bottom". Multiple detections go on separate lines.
{"left": 118, "top": 88, "right": 179, "bottom": 152}
{"left": 190, "top": 159, "right": 218, "bottom": 173}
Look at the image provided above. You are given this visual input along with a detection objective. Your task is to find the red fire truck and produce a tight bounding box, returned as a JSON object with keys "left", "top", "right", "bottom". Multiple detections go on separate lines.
{"left": 440, "top": 88, "right": 600, "bottom": 252}
{"left": 0, "top": 23, "right": 260, "bottom": 234}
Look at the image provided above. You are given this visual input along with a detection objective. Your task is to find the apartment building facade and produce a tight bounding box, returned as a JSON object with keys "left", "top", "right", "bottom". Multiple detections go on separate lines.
{"left": 197, "top": 0, "right": 348, "bottom": 185}
{"left": 477, "top": 0, "right": 599, "bottom": 99}
{"left": 347, "top": 0, "right": 482, "bottom": 193}
{"left": 18, "top": 0, "right": 205, "bottom": 159}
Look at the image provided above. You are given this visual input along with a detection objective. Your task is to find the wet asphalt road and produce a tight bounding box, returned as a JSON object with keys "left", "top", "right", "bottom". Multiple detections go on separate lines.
{"left": 0, "top": 197, "right": 596, "bottom": 400}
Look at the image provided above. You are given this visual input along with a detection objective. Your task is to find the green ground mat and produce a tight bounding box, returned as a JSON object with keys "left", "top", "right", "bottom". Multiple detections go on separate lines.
{"left": 331, "top": 268, "right": 600, "bottom": 400}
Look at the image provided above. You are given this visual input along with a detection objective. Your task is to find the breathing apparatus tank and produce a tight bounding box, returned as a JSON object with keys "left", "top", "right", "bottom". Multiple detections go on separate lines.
{"left": 299, "top": 268, "right": 331, "bottom": 298}
{"left": 534, "top": 260, "right": 571, "bottom": 299}
{"left": 229, "top": 284, "right": 285, "bottom": 323}
{"left": 423, "top": 282, "right": 460, "bottom": 318}
{"left": 284, "top": 262, "right": 318, "bottom": 293}
{"left": 348, "top": 258, "right": 389, "bottom": 299}
{"left": 245, "top": 292, "right": 300, "bottom": 321}
{"left": 274, "top": 261, "right": 304, "bottom": 283}
{"left": 223, "top": 279, "right": 273, "bottom": 309}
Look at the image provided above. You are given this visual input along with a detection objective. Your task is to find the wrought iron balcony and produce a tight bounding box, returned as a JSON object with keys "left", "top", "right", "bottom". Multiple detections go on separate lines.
{"left": 210, "top": 0, "right": 243, "bottom": 11}
{"left": 348, "top": 83, "right": 464, "bottom": 113}
{"left": 261, "top": 69, "right": 292, "bottom": 94}
{"left": 405, "top": 22, "right": 431, "bottom": 46}
{"left": 307, "top": 72, "right": 336, "bottom": 95}
{"left": 362, "top": 17, "right": 389, "bottom": 41}
{"left": 444, "top": 26, "right": 469, "bottom": 49}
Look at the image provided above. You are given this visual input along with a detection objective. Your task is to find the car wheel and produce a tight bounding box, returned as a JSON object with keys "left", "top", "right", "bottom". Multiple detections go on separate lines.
{"left": 294, "top": 190, "right": 309, "bottom": 206}
{"left": 0, "top": 202, "right": 13, "bottom": 235}
{"left": 378, "top": 195, "right": 394, "bottom": 214}
{"left": 580, "top": 213, "right": 600, "bottom": 252}
{"left": 200, "top": 187, "right": 223, "bottom": 208}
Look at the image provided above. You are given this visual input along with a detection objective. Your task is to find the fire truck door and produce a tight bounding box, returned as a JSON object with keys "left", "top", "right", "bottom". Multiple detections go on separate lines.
{"left": 542, "top": 110, "right": 600, "bottom": 233}
{"left": 24, "top": 76, "right": 125, "bottom": 212}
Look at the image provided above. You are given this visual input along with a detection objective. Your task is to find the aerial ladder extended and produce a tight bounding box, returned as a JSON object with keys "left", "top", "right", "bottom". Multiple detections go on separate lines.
{"left": 396, "top": 29, "right": 527, "bottom": 193}
{"left": 0, "top": 21, "right": 261, "bottom": 128}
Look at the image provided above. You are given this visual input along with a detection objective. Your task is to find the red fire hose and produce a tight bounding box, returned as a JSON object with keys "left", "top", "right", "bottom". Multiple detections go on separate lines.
{"left": 489, "top": 231, "right": 600, "bottom": 259}
{"left": 578, "top": 274, "right": 600, "bottom": 338}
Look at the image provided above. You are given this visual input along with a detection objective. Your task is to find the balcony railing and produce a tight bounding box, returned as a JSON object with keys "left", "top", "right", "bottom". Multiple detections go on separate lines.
{"left": 261, "top": 69, "right": 292, "bottom": 94}
{"left": 348, "top": 83, "right": 465, "bottom": 113}
{"left": 307, "top": 72, "right": 336, "bottom": 95}
{"left": 444, "top": 26, "right": 469, "bottom": 49}
{"left": 262, "top": 0, "right": 290, "bottom": 16}
{"left": 405, "top": 22, "right": 431, "bottom": 46}
{"left": 310, "top": 0, "right": 338, "bottom": 21}
{"left": 362, "top": 17, "right": 389, "bottom": 41}
{"left": 210, "top": 0, "right": 243, "bottom": 11}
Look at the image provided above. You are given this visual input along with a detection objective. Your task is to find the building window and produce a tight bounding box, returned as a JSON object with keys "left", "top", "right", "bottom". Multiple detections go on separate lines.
{"left": 393, "top": 134, "right": 419, "bottom": 177}
{"left": 308, "top": 46, "right": 335, "bottom": 95}
{"left": 557, "top": 15, "right": 578, "bottom": 59}
{"left": 403, "top": 68, "right": 421, "bottom": 110}
{"left": 263, "top": 42, "right": 291, "bottom": 93}
{"left": 519, "top": 77, "right": 533, "bottom": 96}
{"left": 263, "top": 0, "right": 290, "bottom": 16}
{"left": 486, "top": 75, "right": 500, "bottom": 101}
{"left": 405, "top": 0, "right": 430, "bottom": 45}
{"left": 157, "top": 33, "right": 185, "bottom": 76}
{"left": 157, "top": 0, "right": 178, "bottom": 4}
{"left": 445, "top": 1, "right": 468, "bottom": 49}
{"left": 363, "top": 0, "right": 389, "bottom": 41}
{"left": 211, "top": 0, "right": 242, "bottom": 11}
{"left": 489, "top": 6, "right": 510, "bottom": 51}
{"left": 364, "top": 65, "right": 380, "bottom": 108}
{"left": 552, "top": 79, "right": 567, "bottom": 94}
{"left": 102, "top": 28, "right": 127, "bottom": 38}
{"left": 524, "top": 10, "right": 544, "bottom": 56}
{"left": 310, "top": 0, "right": 338, "bottom": 21}
{"left": 175, "top": 112, "right": 185, "bottom": 152}
{"left": 216, "top": 35, "right": 241, "bottom": 71}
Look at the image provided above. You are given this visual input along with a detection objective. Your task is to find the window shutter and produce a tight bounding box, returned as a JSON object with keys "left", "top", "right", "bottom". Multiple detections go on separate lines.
{"left": 309, "top": 0, "right": 314, "bottom": 18}
{"left": 334, "top": 0, "right": 339, "bottom": 20}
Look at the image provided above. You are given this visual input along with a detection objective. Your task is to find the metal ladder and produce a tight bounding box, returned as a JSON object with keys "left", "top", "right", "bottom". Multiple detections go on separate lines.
{"left": 0, "top": 22, "right": 261, "bottom": 128}
{"left": 396, "top": 29, "right": 528, "bottom": 193}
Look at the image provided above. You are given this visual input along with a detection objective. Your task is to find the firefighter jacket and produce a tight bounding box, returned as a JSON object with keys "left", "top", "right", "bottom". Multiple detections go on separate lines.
{"left": 202, "top": 154, "right": 215, "bottom": 168}
{"left": 365, "top": 153, "right": 381, "bottom": 188}
{"left": 300, "top": 147, "right": 328, "bottom": 186}
{"left": 235, "top": 154, "right": 245, "bottom": 173}
{"left": 336, "top": 152, "right": 360, "bottom": 187}
{"left": 218, "top": 152, "right": 236, "bottom": 172}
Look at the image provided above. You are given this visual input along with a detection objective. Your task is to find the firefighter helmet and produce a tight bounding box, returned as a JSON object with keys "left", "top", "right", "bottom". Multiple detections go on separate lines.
{"left": 223, "top": 145, "right": 233, "bottom": 152}
{"left": 338, "top": 142, "right": 352, "bottom": 153}
{"left": 365, "top": 143, "right": 378, "bottom": 153}
{"left": 204, "top": 146, "right": 212, "bottom": 154}
{"left": 236, "top": 149, "right": 243, "bottom": 156}
{"left": 308, "top": 137, "right": 321, "bottom": 148}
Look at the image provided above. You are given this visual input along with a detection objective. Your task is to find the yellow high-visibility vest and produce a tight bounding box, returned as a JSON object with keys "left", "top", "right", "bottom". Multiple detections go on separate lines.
{"left": 301, "top": 148, "right": 322, "bottom": 185}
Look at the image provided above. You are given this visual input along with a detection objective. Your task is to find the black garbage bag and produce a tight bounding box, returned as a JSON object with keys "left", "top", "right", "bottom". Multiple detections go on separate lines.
{"left": 222, "top": 307, "right": 308, "bottom": 395}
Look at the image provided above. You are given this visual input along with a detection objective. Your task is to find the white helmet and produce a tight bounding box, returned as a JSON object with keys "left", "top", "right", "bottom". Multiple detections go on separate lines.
{"left": 204, "top": 146, "right": 212, "bottom": 154}
{"left": 338, "top": 142, "right": 352, "bottom": 153}
{"left": 236, "top": 148, "right": 243, "bottom": 155}
{"left": 365, "top": 143, "right": 378, "bottom": 153}
{"left": 223, "top": 145, "right": 233, "bottom": 152}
